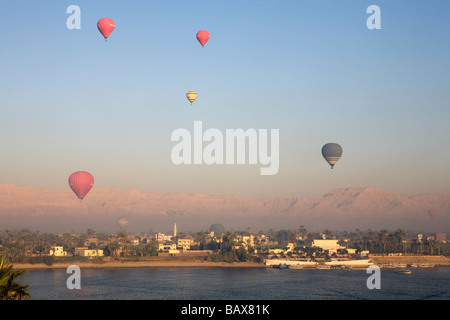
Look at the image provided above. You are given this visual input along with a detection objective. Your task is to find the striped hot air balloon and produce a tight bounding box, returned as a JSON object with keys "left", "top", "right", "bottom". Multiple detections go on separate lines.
{"left": 186, "top": 91, "right": 198, "bottom": 104}
{"left": 321, "top": 143, "right": 343, "bottom": 169}
{"left": 69, "top": 171, "right": 94, "bottom": 200}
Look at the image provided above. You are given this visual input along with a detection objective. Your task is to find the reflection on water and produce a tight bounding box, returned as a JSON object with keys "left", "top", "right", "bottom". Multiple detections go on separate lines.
{"left": 21, "top": 267, "right": 450, "bottom": 300}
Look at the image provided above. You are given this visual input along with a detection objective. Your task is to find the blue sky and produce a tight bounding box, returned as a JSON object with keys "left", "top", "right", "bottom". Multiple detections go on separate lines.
{"left": 0, "top": 0, "right": 449, "bottom": 198}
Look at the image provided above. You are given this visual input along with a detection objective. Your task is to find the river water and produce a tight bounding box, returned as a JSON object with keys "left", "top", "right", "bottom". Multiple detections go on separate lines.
{"left": 20, "top": 266, "right": 449, "bottom": 300}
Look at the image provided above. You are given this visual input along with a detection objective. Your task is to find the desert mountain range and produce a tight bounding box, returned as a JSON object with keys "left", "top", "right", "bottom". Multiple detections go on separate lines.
{"left": 0, "top": 183, "right": 448, "bottom": 233}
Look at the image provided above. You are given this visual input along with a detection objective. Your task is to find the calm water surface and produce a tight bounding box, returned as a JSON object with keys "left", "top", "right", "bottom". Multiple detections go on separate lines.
{"left": 21, "top": 267, "right": 450, "bottom": 300}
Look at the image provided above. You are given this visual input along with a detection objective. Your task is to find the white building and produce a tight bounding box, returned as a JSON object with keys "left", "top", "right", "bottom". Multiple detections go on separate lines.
{"left": 177, "top": 238, "right": 193, "bottom": 250}
{"left": 49, "top": 246, "right": 67, "bottom": 256}
{"left": 155, "top": 233, "right": 172, "bottom": 242}
{"left": 130, "top": 238, "right": 139, "bottom": 246}
{"left": 312, "top": 240, "right": 346, "bottom": 254}
{"left": 159, "top": 243, "right": 180, "bottom": 254}
{"left": 74, "top": 247, "right": 104, "bottom": 258}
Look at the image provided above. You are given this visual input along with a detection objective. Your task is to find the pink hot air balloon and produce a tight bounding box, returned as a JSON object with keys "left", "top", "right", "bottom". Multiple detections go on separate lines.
{"left": 97, "top": 18, "right": 115, "bottom": 40}
{"left": 196, "top": 30, "right": 210, "bottom": 47}
{"left": 428, "top": 209, "right": 437, "bottom": 218}
{"left": 69, "top": 171, "right": 94, "bottom": 200}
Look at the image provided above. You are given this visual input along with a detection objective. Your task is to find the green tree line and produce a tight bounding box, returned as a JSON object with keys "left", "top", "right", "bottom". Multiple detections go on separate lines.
{"left": 1, "top": 227, "right": 448, "bottom": 264}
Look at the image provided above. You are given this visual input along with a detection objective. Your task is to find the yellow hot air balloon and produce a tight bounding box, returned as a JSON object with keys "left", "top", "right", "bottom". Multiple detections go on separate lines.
{"left": 186, "top": 91, "right": 198, "bottom": 105}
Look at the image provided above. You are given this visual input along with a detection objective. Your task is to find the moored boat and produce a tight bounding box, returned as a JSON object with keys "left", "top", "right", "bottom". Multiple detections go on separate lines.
{"left": 273, "top": 263, "right": 289, "bottom": 269}
{"left": 418, "top": 263, "right": 434, "bottom": 268}
{"left": 395, "top": 268, "right": 411, "bottom": 274}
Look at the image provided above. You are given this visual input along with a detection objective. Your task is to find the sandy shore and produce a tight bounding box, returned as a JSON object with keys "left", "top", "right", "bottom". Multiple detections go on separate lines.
{"left": 368, "top": 255, "right": 450, "bottom": 267}
{"left": 11, "top": 255, "right": 450, "bottom": 270}
{"left": 12, "top": 260, "right": 266, "bottom": 270}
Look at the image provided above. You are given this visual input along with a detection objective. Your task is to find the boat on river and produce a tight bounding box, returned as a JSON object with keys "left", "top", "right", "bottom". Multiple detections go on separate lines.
{"left": 272, "top": 263, "right": 290, "bottom": 269}
{"left": 395, "top": 269, "right": 412, "bottom": 275}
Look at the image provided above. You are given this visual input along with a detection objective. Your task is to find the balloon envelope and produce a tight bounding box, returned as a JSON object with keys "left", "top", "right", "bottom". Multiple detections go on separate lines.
{"left": 69, "top": 171, "right": 94, "bottom": 200}
{"left": 117, "top": 217, "right": 129, "bottom": 230}
{"left": 97, "top": 18, "right": 115, "bottom": 40}
{"left": 321, "top": 143, "right": 343, "bottom": 169}
{"left": 428, "top": 209, "right": 437, "bottom": 218}
{"left": 186, "top": 91, "right": 198, "bottom": 104}
{"left": 196, "top": 30, "right": 210, "bottom": 47}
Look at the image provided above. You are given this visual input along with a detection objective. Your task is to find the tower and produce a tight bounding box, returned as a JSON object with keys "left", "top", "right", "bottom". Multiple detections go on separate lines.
{"left": 174, "top": 222, "right": 177, "bottom": 238}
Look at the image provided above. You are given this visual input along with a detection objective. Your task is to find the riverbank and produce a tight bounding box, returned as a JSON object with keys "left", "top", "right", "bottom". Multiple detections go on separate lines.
{"left": 12, "top": 260, "right": 266, "bottom": 270}
{"left": 368, "top": 255, "right": 450, "bottom": 267}
{"left": 11, "top": 255, "right": 450, "bottom": 270}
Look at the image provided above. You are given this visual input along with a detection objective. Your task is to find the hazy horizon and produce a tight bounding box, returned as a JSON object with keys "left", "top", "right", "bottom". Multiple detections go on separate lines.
{"left": 1, "top": 183, "right": 448, "bottom": 234}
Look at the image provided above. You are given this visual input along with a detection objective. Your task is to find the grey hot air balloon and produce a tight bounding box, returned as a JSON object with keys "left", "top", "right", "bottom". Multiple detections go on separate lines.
{"left": 321, "top": 143, "right": 343, "bottom": 169}
{"left": 117, "top": 217, "right": 129, "bottom": 231}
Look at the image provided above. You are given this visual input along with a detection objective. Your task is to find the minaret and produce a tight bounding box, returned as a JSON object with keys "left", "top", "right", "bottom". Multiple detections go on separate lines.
{"left": 174, "top": 222, "right": 177, "bottom": 238}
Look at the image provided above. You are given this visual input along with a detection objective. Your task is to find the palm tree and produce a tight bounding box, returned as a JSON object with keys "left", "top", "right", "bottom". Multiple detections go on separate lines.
{"left": 305, "top": 233, "right": 314, "bottom": 247}
{"left": 425, "top": 237, "right": 436, "bottom": 255}
{"left": 105, "top": 242, "right": 121, "bottom": 258}
{"left": 288, "top": 231, "right": 298, "bottom": 245}
{"left": 220, "top": 231, "right": 237, "bottom": 254}
{"left": 378, "top": 230, "right": 389, "bottom": 255}
{"left": 193, "top": 231, "right": 209, "bottom": 250}
{"left": 18, "top": 228, "right": 34, "bottom": 258}
{"left": 60, "top": 232, "right": 75, "bottom": 249}
{"left": 323, "top": 229, "right": 334, "bottom": 239}
{"left": 87, "top": 229, "right": 96, "bottom": 238}
{"left": 366, "top": 229, "right": 377, "bottom": 252}
{"left": 0, "top": 259, "right": 31, "bottom": 300}
{"left": 394, "top": 229, "right": 406, "bottom": 253}
{"left": 117, "top": 231, "right": 130, "bottom": 256}
{"left": 298, "top": 225, "right": 307, "bottom": 239}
